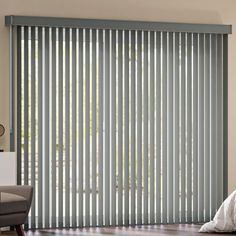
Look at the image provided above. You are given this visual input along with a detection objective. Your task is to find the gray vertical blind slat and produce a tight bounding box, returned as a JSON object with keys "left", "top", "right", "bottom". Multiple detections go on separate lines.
{"left": 17, "top": 26, "right": 21, "bottom": 186}
{"left": 198, "top": 33, "right": 204, "bottom": 222}
{"left": 24, "top": 26, "right": 29, "bottom": 187}
{"left": 204, "top": 33, "right": 210, "bottom": 221}
{"left": 130, "top": 30, "right": 136, "bottom": 225}
{"left": 124, "top": 30, "right": 129, "bottom": 225}
{"left": 71, "top": 28, "right": 77, "bottom": 227}
{"left": 76, "top": 28, "right": 79, "bottom": 225}
{"left": 192, "top": 33, "right": 198, "bottom": 222}
{"left": 216, "top": 34, "right": 223, "bottom": 208}
{"left": 65, "top": 28, "right": 70, "bottom": 227}
{"left": 222, "top": 35, "right": 228, "bottom": 200}
{"left": 78, "top": 28, "right": 84, "bottom": 227}
{"left": 111, "top": 30, "right": 116, "bottom": 226}
{"left": 117, "top": 30, "right": 123, "bottom": 226}
{"left": 85, "top": 28, "right": 90, "bottom": 227}
{"left": 162, "top": 31, "right": 168, "bottom": 224}
{"left": 149, "top": 31, "right": 155, "bottom": 225}
{"left": 17, "top": 26, "right": 22, "bottom": 186}
{"left": 44, "top": 27, "right": 50, "bottom": 228}
{"left": 23, "top": 27, "right": 28, "bottom": 230}
{"left": 98, "top": 29, "right": 103, "bottom": 226}
{"left": 155, "top": 31, "right": 161, "bottom": 224}
{"left": 210, "top": 34, "right": 217, "bottom": 218}
{"left": 104, "top": 29, "right": 110, "bottom": 226}
{"left": 199, "top": 39, "right": 205, "bottom": 220}
{"left": 51, "top": 27, "right": 57, "bottom": 228}
{"left": 37, "top": 26, "right": 43, "bottom": 228}
{"left": 173, "top": 32, "right": 180, "bottom": 223}
{"left": 186, "top": 33, "right": 192, "bottom": 223}
{"left": 180, "top": 32, "right": 186, "bottom": 223}
{"left": 91, "top": 29, "right": 97, "bottom": 227}
{"left": 136, "top": 30, "right": 142, "bottom": 225}
{"left": 58, "top": 27, "right": 64, "bottom": 228}
{"left": 143, "top": 30, "right": 148, "bottom": 224}
{"left": 167, "top": 32, "right": 174, "bottom": 223}
{"left": 30, "top": 26, "right": 36, "bottom": 228}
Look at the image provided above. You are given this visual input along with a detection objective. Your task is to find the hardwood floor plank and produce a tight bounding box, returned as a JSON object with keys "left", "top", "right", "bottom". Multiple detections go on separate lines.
{"left": 1, "top": 224, "right": 236, "bottom": 236}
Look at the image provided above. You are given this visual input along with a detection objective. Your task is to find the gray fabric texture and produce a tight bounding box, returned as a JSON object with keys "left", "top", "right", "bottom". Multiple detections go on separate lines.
{"left": 0, "top": 192, "right": 27, "bottom": 215}
{"left": 0, "top": 185, "right": 33, "bottom": 227}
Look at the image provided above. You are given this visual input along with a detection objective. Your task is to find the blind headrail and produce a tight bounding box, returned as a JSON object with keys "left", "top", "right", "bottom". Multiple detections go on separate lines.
{"left": 5, "top": 15, "right": 232, "bottom": 34}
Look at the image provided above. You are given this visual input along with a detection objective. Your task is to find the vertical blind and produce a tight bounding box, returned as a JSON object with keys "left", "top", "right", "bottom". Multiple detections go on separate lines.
{"left": 7, "top": 16, "right": 230, "bottom": 229}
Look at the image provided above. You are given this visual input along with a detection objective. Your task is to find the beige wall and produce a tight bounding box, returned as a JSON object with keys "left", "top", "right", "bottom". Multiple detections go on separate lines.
{"left": 0, "top": 0, "right": 235, "bottom": 193}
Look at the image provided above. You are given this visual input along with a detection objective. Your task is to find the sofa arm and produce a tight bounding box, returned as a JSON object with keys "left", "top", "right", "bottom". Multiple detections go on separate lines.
{"left": 0, "top": 185, "right": 33, "bottom": 212}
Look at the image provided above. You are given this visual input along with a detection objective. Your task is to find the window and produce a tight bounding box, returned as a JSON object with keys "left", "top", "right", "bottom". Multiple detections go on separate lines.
{"left": 6, "top": 16, "right": 230, "bottom": 229}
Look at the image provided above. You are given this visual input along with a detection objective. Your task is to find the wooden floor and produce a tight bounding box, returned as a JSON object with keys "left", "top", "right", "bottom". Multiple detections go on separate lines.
{"left": 1, "top": 224, "right": 236, "bottom": 236}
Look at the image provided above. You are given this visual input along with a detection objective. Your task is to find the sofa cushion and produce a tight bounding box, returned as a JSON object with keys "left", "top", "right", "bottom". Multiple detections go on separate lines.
{"left": 0, "top": 192, "right": 27, "bottom": 215}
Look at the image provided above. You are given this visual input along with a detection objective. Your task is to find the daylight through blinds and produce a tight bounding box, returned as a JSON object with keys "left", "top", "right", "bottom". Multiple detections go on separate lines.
{"left": 11, "top": 19, "right": 228, "bottom": 229}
